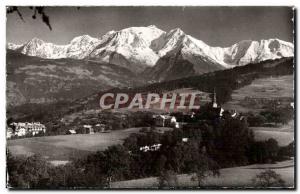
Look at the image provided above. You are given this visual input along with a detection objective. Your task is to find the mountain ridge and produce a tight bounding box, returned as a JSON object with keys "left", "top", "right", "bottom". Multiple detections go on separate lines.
{"left": 8, "top": 25, "right": 294, "bottom": 77}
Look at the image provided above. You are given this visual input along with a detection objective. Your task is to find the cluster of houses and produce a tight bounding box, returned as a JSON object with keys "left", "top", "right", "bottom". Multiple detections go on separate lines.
{"left": 6, "top": 90, "right": 243, "bottom": 141}
{"left": 153, "top": 115, "right": 179, "bottom": 128}
{"left": 139, "top": 144, "right": 162, "bottom": 152}
{"left": 67, "top": 123, "right": 108, "bottom": 135}
{"left": 7, "top": 122, "right": 46, "bottom": 139}
{"left": 147, "top": 90, "right": 242, "bottom": 149}
{"left": 153, "top": 89, "right": 240, "bottom": 129}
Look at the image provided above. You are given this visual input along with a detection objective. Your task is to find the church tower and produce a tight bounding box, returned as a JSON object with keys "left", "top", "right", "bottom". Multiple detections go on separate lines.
{"left": 212, "top": 88, "right": 218, "bottom": 108}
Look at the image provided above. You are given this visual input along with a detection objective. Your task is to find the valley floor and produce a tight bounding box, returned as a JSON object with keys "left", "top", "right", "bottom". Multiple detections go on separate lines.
{"left": 111, "top": 158, "right": 294, "bottom": 189}
{"left": 7, "top": 127, "right": 172, "bottom": 163}
{"left": 7, "top": 127, "right": 143, "bottom": 162}
{"left": 7, "top": 121, "right": 294, "bottom": 162}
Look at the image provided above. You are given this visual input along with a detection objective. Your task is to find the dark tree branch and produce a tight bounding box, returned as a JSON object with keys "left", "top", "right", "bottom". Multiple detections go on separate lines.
{"left": 7, "top": 6, "right": 52, "bottom": 31}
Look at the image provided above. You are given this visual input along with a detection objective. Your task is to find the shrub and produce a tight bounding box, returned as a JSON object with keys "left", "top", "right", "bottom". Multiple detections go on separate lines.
{"left": 252, "top": 169, "right": 285, "bottom": 187}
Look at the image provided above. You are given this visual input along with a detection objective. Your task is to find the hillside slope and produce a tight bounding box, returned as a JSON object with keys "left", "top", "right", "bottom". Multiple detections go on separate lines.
{"left": 8, "top": 57, "right": 293, "bottom": 123}
{"left": 223, "top": 75, "right": 294, "bottom": 113}
{"left": 6, "top": 49, "right": 144, "bottom": 107}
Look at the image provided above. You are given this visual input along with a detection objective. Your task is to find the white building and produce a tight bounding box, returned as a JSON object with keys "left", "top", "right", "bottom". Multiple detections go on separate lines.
{"left": 83, "top": 125, "right": 94, "bottom": 134}
{"left": 6, "top": 127, "right": 13, "bottom": 139}
{"left": 17, "top": 128, "right": 26, "bottom": 137}
{"left": 68, "top": 129, "right": 77, "bottom": 134}
{"left": 10, "top": 122, "right": 46, "bottom": 137}
{"left": 140, "top": 144, "right": 162, "bottom": 152}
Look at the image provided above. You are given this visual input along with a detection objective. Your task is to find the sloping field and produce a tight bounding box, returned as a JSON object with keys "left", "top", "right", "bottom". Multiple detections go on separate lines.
{"left": 223, "top": 75, "right": 294, "bottom": 113}
{"left": 7, "top": 127, "right": 141, "bottom": 161}
{"left": 223, "top": 74, "right": 294, "bottom": 146}
{"left": 111, "top": 159, "right": 294, "bottom": 188}
{"left": 252, "top": 121, "right": 294, "bottom": 146}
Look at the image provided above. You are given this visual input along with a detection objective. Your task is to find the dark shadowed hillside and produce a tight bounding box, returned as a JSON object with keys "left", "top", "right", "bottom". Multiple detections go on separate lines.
{"left": 142, "top": 50, "right": 225, "bottom": 81}
{"left": 6, "top": 49, "right": 145, "bottom": 107}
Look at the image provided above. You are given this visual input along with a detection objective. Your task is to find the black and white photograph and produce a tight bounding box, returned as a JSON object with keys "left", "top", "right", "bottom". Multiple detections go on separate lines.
{"left": 5, "top": 6, "right": 295, "bottom": 189}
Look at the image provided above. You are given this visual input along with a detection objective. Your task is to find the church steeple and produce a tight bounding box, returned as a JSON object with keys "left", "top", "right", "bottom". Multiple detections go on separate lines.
{"left": 212, "top": 88, "right": 218, "bottom": 108}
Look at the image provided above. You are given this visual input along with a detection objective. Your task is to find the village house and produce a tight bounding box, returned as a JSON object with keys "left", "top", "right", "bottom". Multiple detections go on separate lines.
{"left": 140, "top": 145, "right": 150, "bottom": 152}
{"left": 154, "top": 115, "right": 178, "bottom": 127}
{"left": 230, "top": 109, "right": 238, "bottom": 118}
{"left": 6, "top": 127, "right": 13, "bottom": 139}
{"left": 72, "top": 123, "right": 110, "bottom": 134}
{"left": 16, "top": 127, "right": 26, "bottom": 137}
{"left": 291, "top": 102, "right": 294, "bottom": 109}
{"left": 95, "top": 123, "right": 106, "bottom": 133}
{"left": 154, "top": 115, "right": 166, "bottom": 127}
{"left": 67, "top": 129, "right": 77, "bottom": 135}
{"left": 83, "top": 125, "right": 94, "bottom": 134}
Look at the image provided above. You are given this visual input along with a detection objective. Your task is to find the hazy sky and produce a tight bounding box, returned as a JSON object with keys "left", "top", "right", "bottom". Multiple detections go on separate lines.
{"left": 6, "top": 6, "right": 294, "bottom": 47}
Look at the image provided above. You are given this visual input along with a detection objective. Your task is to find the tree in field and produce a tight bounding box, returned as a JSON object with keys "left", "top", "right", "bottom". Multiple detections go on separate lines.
{"left": 247, "top": 138, "right": 280, "bottom": 164}
{"left": 190, "top": 154, "right": 220, "bottom": 187}
{"left": 265, "top": 138, "right": 279, "bottom": 161}
{"left": 7, "top": 153, "right": 53, "bottom": 189}
{"left": 247, "top": 113, "right": 267, "bottom": 127}
{"left": 278, "top": 141, "right": 294, "bottom": 159}
{"left": 260, "top": 106, "right": 293, "bottom": 126}
{"left": 155, "top": 155, "right": 168, "bottom": 175}
{"left": 102, "top": 145, "right": 131, "bottom": 184}
{"left": 252, "top": 169, "right": 285, "bottom": 187}
{"left": 214, "top": 118, "right": 254, "bottom": 167}
{"left": 158, "top": 170, "right": 179, "bottom": 189}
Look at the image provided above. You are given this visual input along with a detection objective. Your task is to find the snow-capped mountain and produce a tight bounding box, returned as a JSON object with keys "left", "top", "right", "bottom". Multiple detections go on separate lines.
{"left": 88, "top": 25, "right": 165, "bottom": 72}
{"left": 66, "top": 35, "right": 101, "bottom": 59}
{"left": 223, "top": 39, "right": 294, "bottom": 66}
{"left": 10, "top": 35, "right": 101, "bottom": 60}
{"left": 19, "top": 38, "right": 67, "bottom": 59}
{"left": 151, "top": 28, "right": 294, "bottom": 69}
{"left": 143, "top": 28, "right": 227, "bottom": 81}
{"left": 142, "top": 28, "right": 294, "bottom": 81}
{"left": 7, "top": 25, "right": 294, "bottom": 76}
{"left": 7, "top": 43, "right": 23, "bottom": 50}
